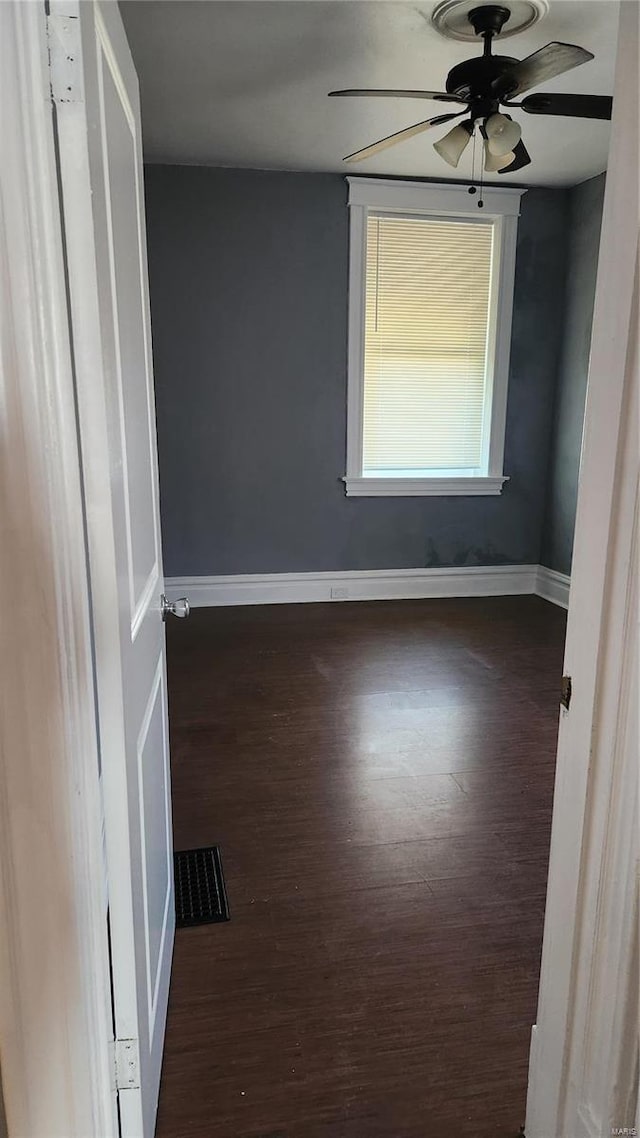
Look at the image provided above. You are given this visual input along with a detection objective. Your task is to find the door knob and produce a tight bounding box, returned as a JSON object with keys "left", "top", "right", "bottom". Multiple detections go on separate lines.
{"left": 161, "top": 594, "right": 190, "bottom": 621}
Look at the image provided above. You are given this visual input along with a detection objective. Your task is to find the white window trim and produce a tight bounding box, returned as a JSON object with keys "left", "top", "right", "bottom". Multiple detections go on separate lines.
{"left": 344, "top": 178, "right": 526, "bottom": 497}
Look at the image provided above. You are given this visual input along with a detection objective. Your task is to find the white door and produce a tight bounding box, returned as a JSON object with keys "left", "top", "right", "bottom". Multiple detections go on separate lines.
{"left": 525, "top": 3, "right": 639, "bottom": 1134}
{"left": 49, "top": 3, "right": 182, "bottom": 1134}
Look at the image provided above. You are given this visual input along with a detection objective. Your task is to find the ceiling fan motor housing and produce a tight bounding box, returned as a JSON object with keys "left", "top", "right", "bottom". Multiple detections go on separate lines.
{"left": 445, "top": 54, "right": 519, "bottom": 105}
{"left": 447, "top": 7, "right": 520, "bottom": 108}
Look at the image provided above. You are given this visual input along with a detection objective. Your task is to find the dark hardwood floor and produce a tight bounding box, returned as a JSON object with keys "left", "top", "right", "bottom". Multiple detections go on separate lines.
{"left": 156, "top": 596, "right": 566, "bottom": 1138}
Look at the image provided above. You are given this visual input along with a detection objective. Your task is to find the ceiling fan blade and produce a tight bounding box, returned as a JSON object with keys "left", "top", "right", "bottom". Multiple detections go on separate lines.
{"left": 493, "top": 42, "right": 594, "bottom": 98}
{"left": 519, "top": 92, "right": 613, "bottom": 120}
{"left": 497, "top": 139, "right": 531, "bottom": 175}
{"left": 343, "top": 112, "right": 465, "bottom": 163}
{"left": 329, "top": 89, "right": 468, "bottom": 104}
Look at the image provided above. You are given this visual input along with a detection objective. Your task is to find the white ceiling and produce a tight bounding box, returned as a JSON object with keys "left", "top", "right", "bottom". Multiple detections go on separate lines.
{"left": 120, "top": 0, "right": 618, "bottom": 187}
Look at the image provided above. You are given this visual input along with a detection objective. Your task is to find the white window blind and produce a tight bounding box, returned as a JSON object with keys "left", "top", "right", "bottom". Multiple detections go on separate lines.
{"left": 363, "top": 213, "right": 495, "bottom": 476}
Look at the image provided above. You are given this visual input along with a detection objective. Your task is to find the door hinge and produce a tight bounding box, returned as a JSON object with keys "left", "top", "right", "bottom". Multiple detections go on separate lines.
{"left": 560, "top": 674, "right": 572, "bottom": 710}
{"left": 47, "top": 13, "right": 85, "bottom": 105}
{"left": 112, "top": 1037, "right": 141, "bottom": 1091}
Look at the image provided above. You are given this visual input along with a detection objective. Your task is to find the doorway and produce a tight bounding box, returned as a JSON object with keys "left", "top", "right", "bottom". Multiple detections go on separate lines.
{"left": 0, "top": 3, "right": 636, "bottom": 1137}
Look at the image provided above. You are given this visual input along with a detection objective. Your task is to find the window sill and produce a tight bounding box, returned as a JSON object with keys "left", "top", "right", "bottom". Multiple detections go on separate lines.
{"left": 343, "top": 476, "right": 509, "bottom": 497}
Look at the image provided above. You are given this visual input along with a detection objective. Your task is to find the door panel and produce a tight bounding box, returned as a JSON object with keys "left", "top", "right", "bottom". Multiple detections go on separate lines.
{"left": 97, "top": 21, "right": 161, "bottom": 632}
{"left": 137, "top": 656, "right": 172, "bottom": 1041}
{"left": 50, "top": 2, "right": 175, "bottom": 1134}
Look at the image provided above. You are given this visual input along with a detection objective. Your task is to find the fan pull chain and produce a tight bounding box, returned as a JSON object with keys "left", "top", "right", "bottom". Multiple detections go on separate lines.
{"left": 476, "top": 121, "right": 485, "bottom": 209}
{"left": 466, "top": 128, "right": 476, "bottom": 208}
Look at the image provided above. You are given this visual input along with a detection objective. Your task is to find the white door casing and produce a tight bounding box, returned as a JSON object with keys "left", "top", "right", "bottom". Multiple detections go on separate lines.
{"left": 525, "top": 2, "right": 639, "bottom": 1134}
{"left": 50, "top": 3, "right": 175, "bottom": 1135}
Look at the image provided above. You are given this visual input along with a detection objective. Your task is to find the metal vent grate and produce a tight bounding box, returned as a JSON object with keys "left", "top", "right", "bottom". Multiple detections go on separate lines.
{"left": 174, "top": 846, "right": 230, "bottom": 928}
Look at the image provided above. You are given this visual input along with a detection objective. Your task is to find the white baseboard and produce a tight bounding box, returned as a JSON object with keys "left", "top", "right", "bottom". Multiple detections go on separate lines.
{"left": 536, "top": 565, "right": 571, "bottom": 609}
{"left": 165, "top": 564, "right": 548, "bottom": 608}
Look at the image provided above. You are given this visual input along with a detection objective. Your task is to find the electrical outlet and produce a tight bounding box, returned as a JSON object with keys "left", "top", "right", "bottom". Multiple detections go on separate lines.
{"left": 331, "top": 586, "right": 349, "bottom": 600}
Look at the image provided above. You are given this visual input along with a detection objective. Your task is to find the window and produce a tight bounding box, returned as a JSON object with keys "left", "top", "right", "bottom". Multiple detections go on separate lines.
{"left": 344, "top": 179, "right": 525, "bottom": 496}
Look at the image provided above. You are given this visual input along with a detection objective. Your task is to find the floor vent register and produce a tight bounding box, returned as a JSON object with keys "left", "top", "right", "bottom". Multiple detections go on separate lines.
{"left": 174, "top": 846, "right": 230, "bottom": 928}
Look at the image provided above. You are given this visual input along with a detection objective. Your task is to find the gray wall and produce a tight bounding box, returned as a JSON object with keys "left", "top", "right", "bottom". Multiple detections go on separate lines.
{"left": 145, "top": 166, "right": 570, "bottom": 576}
{"left": 541, "top": 173, "right": 606, "bottom": 575}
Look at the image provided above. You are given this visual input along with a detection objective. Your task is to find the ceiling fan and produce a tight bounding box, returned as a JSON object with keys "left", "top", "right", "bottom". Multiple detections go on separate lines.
{"left": 328, "top": 3, "right": 612, "bottom": 175}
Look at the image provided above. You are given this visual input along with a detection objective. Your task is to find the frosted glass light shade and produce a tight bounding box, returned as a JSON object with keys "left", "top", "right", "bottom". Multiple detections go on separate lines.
{"left": 484, "top": 140, "right": 515, "bottom": 172}
{"left": 485, "top": 113, "right": 521, "bottom": 157}
{"left": 433, "top": 122, "right": 472, "bottom": 168}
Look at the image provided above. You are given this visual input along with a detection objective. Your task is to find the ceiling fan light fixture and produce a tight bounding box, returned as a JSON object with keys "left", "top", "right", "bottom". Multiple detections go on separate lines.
{"left": 333, "top": 10, "right": 604, "bottom": 177}
{"left": 485, "top": 112, "right": 522, "bottom": 156}
{"left": 483, "top": 139, "right": 515, "bottom": 171}
{"left": 433, "top": 120, "right": 473, "bottom": 167}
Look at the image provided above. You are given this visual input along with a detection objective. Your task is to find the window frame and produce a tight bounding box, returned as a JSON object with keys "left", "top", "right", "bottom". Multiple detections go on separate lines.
{"left": 344, "top": 178, "right": 526, "bottom": 497}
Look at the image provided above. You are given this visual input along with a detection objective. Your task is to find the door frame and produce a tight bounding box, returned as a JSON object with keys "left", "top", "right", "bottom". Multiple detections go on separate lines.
{"left": 0, "top": 2, "right": 115, "bottom": 1135}
{"left": 0, "top": 1, "right": 636, "bottom": 1136}
{"left": 525, "top": 3, "right": 639, "bottom": 1132}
